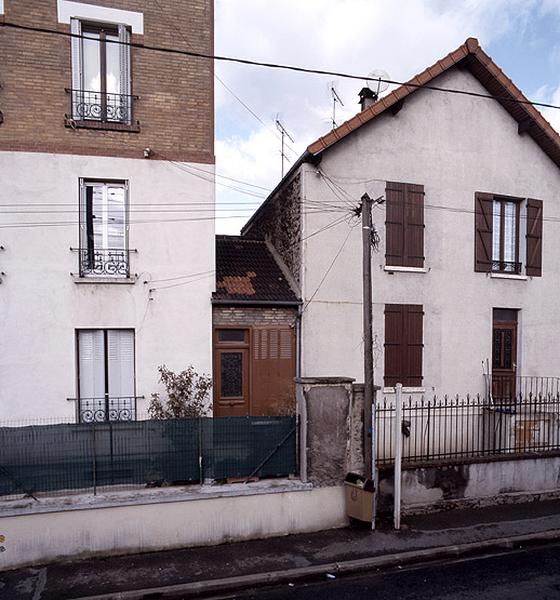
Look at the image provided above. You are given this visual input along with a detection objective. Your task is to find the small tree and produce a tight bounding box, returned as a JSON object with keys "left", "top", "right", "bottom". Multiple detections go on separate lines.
{"left": 148, "top": 364, "right": 212, "bottom": 419}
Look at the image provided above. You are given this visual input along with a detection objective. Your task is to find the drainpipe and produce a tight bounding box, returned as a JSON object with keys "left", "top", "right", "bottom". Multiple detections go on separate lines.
{"left": 295, "top": 303, "right": 307, "bottom": 483}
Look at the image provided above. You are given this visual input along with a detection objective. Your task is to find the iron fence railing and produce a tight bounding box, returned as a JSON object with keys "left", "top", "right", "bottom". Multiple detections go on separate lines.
{"left": 376, "top": 391, "right": 560, "bottom": 467}
{"left": 0, "top": 416, "right": 297, "bottom": 500}
{"left": 66, "top": 88, "right": 137, "bottom": 124}
{"left": 488, "top": 375, "right": 560, "bottom": 401}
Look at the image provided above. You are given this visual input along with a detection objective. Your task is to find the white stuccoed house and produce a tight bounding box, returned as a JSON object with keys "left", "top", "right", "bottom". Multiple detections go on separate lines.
{"left": 242, "top": 38, "right": 560, "bottom": 400}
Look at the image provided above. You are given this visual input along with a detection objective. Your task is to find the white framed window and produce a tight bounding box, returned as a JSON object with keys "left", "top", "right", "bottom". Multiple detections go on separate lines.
{"left": 70, "top": 18, "right": 132, "bottom": 124}
{"left": 79, "top": 179, "right": 129, "bottom": 277}
{"left": 77, "top": 329, "right": 136, "bottom": 422}
{"left": 492, "top": 198, "right": 521, "bottom": 274}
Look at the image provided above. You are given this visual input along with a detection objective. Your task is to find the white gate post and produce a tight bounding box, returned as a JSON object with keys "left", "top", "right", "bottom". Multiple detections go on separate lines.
{"left": 394, "top": 383, "right": 403, "bottom": 530}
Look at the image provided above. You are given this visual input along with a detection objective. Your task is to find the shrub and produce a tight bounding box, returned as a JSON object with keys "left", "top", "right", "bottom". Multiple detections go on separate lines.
{"left": 148, "top": 364, "right": 212, "bottom": 419}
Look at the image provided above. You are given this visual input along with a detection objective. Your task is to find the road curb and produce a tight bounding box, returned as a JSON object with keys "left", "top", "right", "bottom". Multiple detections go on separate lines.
{"left": 70, "top": 529, "right": 560, "bottom": 600}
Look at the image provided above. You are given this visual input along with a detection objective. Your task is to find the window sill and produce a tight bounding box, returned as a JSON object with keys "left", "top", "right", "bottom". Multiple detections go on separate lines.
{"left": 384, "top": 266, "right": 428, "bottom": 274}
{"left": 383, "top": 387, "right": 425, "bottom": 394}
{"left": 490, "top": 272, "right": 528, "bottom": 281}
{"left": 72, "top": 275, "right": 137, "bottom": 285}
{"left": 64, "top": 117, "right": 140, "bottom": 133}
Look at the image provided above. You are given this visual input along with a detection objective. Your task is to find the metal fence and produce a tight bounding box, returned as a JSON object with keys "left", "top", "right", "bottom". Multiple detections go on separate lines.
{"left": 0, "top": 416, "right": 297, "bottom": 500}
{"left": 376, "top": 392, "right": 560, "bottom": 466}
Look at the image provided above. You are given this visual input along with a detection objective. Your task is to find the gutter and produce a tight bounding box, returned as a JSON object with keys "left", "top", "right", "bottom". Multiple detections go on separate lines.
{"left": 211, "top": 299, "right": 302, "bottom": 307}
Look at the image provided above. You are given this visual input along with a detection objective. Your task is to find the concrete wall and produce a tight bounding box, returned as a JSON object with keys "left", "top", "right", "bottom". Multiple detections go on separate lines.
{"left": 302, "top": 378, "right": 364, "bottom": 485}
{"left": 0, "top": 485, "right": 347, "bottom": 571}
{"left": 0, "top": 151, "right": 214, "bottom": 421}
{"left": 379, "top": 455, "right": 560, "bottom": 515}
{"left": 300, "top": 67, "right": 560, "bottom": 396}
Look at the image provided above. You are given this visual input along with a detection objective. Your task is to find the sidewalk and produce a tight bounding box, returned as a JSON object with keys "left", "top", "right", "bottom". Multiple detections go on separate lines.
{"left": 2, "top": 499, "right": 560, "bottom": 600}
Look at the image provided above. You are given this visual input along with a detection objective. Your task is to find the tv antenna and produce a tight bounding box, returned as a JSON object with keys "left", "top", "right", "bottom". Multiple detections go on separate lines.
{"left": 275, "top": 117, "right": 295, "bottom": 178}
{"left": 330, "top": 81, "right": 345, "bottom": 129}
{"left": 365, "top": 69, "right": 390, "bottom": 99}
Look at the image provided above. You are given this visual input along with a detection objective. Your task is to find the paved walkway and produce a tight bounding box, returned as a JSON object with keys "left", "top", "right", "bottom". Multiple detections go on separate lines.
{"left": 2, "top": 500, "right": 560, "bottom": 599}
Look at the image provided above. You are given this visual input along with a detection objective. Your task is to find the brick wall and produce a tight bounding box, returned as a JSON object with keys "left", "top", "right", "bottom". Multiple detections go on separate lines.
{"left": 0, "top": 0, "right": 214, "bottom": 163}
{"left": 213, "top": 306, "right": 298, "bottom": 328}
{"left": 243, "top": 173, "right": 302, "bottom": 284}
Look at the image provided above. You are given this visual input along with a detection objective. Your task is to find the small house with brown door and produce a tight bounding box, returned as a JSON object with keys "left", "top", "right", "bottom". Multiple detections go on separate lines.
{"left": 240, "top": 37, "right": 560, "bottom": 400}
{"left": 213, "top": 236, "right": 301, "bottom": 417}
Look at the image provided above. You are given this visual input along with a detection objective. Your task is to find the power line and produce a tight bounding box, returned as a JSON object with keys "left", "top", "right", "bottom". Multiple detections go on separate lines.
{"left": 302, "top": 221, "right": 357, "bottom": 314}
{"left": 3, "top": 21, "right": 559, "bottom": 111}
{"left": 150, "top": 0, "right": 298, "bottom": 158}
{"left": 0, "top": 207, "right": 349, "bottom": 228}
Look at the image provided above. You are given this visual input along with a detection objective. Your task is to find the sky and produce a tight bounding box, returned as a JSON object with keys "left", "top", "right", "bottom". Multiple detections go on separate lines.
{"left": 213, "top": 0, "right": 560, "bottom": 234}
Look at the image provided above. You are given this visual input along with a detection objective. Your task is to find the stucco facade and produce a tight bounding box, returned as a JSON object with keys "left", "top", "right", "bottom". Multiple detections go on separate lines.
{"left": 300, "top": 67, "right": 560, "bottom": 396}
{"left": 0, "top": 152, "right": 214, "bottom": 421}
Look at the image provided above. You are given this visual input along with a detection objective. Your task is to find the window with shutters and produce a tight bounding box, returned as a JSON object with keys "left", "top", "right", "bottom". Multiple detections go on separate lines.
{"left": 384, "top": 304, "right": 424, "bottom": 388}
{"left": 474, "top": 193, "right": 542, "bottom": 277}
{"left": 77, "top": 329, "right": 136, "bottom": 422}
{"left": 385, "top": 182, "right": 425, "bottom": 268}
{"left": 78, "top": 179, "right": 129, "bottom": 278}
{"left": 69, "top": 19, "right": 134, "bottom": 126}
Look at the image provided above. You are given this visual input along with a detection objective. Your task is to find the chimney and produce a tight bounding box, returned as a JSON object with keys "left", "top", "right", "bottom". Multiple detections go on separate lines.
{"left": 359, "top": 87, "right": 377, "bottom": 111}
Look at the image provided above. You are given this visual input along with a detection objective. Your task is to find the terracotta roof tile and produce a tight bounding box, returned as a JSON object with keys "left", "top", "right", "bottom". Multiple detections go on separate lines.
{"left": 214, "top": 236, "right": 299, "bottom": 303}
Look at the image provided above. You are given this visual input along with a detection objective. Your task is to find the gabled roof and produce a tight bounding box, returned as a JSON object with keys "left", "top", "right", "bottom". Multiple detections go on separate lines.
{"left": 213, "top": 236, "right": 299, "bottom": 304}
{"left": 307, "top": 37, "right": 560, "bottom": 168}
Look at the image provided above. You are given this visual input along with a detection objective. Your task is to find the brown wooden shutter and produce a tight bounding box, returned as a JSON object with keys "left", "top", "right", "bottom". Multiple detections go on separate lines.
{"left": 474, "top": 192, "right": 494, "bottom": 272}
{"left": 405, "top": 305, "right": 424, "bottom": 387}
{"left": 385, "top": 183, "right": 406, "bottom": 267}
{"left": 385, "top": 182, "right": 425, "bottom": 268}
{"left": 526, "top": 198, "right": 543, "bottom": 277}
{"left": 384, "top": 304, "right": 423, "bottom": 387}
{"left": 251, "top": 327, "right": 295, "bottom": 416}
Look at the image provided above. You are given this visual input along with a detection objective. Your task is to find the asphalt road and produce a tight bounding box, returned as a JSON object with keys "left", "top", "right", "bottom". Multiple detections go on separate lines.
{"left": 231, "top": 543, "right": 560, "bottom": 600}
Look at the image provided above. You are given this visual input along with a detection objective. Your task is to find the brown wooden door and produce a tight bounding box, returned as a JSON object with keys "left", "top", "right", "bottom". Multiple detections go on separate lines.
{"left": 213, "top": 329, "right": 250, "bottom": 417}
{"left": 492, "top": 309, "right": 518, "bottom": 400}
{"left": 251, "top": 327, "right": 295, "bottom": 416}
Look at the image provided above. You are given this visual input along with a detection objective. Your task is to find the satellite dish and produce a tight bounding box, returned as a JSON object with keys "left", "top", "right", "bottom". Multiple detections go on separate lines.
{"left": 366, "top": 70, "right": 390, "bottom": 96}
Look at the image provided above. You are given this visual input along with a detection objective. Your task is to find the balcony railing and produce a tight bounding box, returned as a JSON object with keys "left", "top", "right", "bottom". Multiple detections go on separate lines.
{"left": 489, "top": 375, "right": 560, "bottom": 402}
{"left": 75, "top": 247, "right": 131, "bottom": 278}
{"left": 66, "top": 89, "right": 137, "bottom": 124}
{"left": 492, "top": 260, "right": 522, "bottom": 274}
{"left": 76, "top": 396, "right": 140, "bottom": 423}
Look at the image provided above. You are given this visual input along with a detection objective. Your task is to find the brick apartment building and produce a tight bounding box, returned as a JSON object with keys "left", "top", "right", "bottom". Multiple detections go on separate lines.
{"left": 0, "top": 0, "right": 215, "bottom": 422}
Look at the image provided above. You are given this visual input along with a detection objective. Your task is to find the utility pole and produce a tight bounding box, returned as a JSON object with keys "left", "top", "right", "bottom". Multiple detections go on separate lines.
{"left": 361, "top": 192, "right": 377, "bottom": 530}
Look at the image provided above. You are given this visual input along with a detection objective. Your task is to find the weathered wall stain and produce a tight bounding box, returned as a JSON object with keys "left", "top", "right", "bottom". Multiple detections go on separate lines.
{"left": 417, "top": 465, "right": 470, "bottom": 499}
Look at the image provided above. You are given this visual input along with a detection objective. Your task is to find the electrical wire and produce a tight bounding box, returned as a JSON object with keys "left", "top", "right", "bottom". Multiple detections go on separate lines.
{"left": 3, "top": 21, "right": 559, "bottom": 111}
{"left": 150, "top": 0, "right": 298, "bottom": 157}
{"left": 301, "top": 221, "right": 358, "bottom": 314}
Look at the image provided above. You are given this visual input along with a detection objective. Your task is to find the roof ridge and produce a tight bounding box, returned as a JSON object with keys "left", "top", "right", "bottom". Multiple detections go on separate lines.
{"left": 306, "top": 37, "right": 560, "bottom": 168}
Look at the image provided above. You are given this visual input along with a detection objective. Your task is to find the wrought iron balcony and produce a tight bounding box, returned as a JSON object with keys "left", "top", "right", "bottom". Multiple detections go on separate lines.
{"left": 75, "top": 247, "right": 131, "bottom": 278}
{"left": 492, "top": 260, "right": 522, "bottom": 274}
{"left": 77, "top": 396, "right": 139, "bottom": 423}
{"left": 66, "top": 88, "right": 138, "bottom": 125}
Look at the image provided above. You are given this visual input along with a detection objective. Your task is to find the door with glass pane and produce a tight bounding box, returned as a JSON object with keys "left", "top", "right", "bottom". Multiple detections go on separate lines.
{"left": 77, "top": 329, "right": 136, "bottom": 422}
{"left": 492, "top": 309, "right": 518, "bottom": 401}
{"left": 213, "top": 329, "right": 250, "bottom": 417}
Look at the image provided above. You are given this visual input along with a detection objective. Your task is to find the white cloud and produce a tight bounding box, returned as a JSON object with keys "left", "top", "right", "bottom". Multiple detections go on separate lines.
{"left": 214, "top": 0, "right": 555, "bottom": 234}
